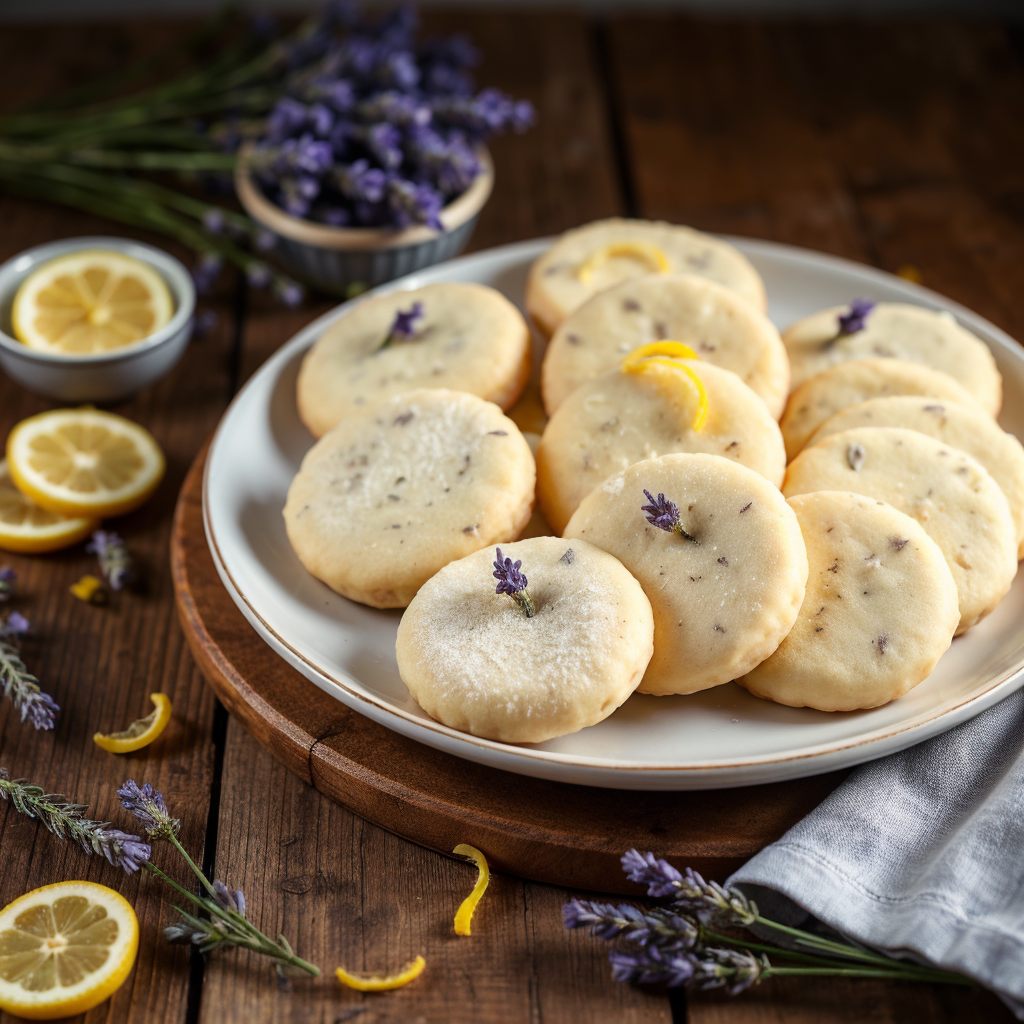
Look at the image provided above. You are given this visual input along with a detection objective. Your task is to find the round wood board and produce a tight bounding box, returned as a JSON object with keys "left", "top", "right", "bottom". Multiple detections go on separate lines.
{"left": 172, "top": 444, "right": 847, "bottom": 895}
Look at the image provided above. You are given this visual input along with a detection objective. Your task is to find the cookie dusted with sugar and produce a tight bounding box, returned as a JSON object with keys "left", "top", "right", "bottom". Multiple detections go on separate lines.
{"left": 808, "top": 396, "right": 1024, "bottom": 558}
{"left": 284, "top": 389, "right": 535, "bottom": 608}
{"left": 537, "top": 348, "right": 786, "bottom": 535}
{"left": 564, "top": 453, "right": 808, "bottom": 696}
{"left": 780, "top": 358, "right": 981, "bottom": 460}
{"left": 540, "top": 273, "right": 788, "bottom": 418}
{"left": 782, "top": 300, "right": 1001, "bottom": 415}
{"left": 297, "top": 282, "right": 531, "bottom": 437}
{"left": 525, "top": 219, "right": 766, "bottom": 339}
{"left": 396, "top": 537, "right": 654, "bottom": 743}
{"left": 783, "top": 427, "right": 1017, "bottom": 633}
{"left": 738, "top": 492, "right": 959, "bottom": 712}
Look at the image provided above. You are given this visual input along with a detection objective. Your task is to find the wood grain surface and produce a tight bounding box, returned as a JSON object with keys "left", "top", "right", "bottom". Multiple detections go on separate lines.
{"left": 0, "top": 10, "right": 1021, "bottom": 1024}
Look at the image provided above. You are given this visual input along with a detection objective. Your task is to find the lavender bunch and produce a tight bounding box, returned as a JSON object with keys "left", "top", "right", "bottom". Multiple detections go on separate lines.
{"left": 1, "top": 611, "right": 59, "bottom": 731}
{"left": 564, "top": 849, "right": 972, "bottom": 993}
{"left": 87, "top": 530, "right": 134, "bottom": 591}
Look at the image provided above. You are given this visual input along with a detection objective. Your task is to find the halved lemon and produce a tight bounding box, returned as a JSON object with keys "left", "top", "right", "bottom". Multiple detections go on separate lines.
{"left": 0, "top": 881, "right": 139, "bottom": 1020}
{"left": 11, "top": 250, "right": 173, "bottom": 356}
{"left": 7, "top": 409, "right": 165, "bottom": 519}
{"left": 0, "top": 459, "right": 98, "bottom": 554}
{"left": 335, "top": 956, "right": 426, "bottom": 992}
{"left": 94, "top": 693, "right": 171, "bottom": 753}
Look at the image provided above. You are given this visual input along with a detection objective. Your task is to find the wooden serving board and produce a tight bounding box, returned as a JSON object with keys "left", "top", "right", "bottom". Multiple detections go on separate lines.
{"left": 172, "top": 444, "right": 847, "bottom": 895}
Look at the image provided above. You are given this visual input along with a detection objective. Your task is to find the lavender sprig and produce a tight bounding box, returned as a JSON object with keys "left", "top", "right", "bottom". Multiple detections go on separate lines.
{"left": 563, "top": 900, "right": 699, "bottom": 951}
{"left": 609, "top": 945, "right": 769, "bottom": 994}
{"left": 493, "top": 547, "right": 536, "bottom": 618}
{"left": 641, "top": 490, "right": 697, "bottom": 544}
{"left": 0, "top": 769, "right": 150, "bottom": 873}
{"left": 86, "top": 530, "right": 134, "bottom": 591}
{"left": 824, "top": 298, "right": 876, "bottom": 348}
{"left": 0, "top": 614, "right": 60, "bottom": 731}
{"left": 117, "top": 779, "right": 181, "bottom": 840}
{"left": 379, "top": 300, "right": 424, "bottom": 349}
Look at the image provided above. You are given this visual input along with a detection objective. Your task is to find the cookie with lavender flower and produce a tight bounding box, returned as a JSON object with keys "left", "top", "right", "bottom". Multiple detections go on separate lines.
{"left": 563, "top": 453, "right": 808, "bottom": 695}
{"left": 525, "top": 219, "right": 767, "bottom": 339}
{"left": 783, "top": 427, "right": 1017, "bottom": 633}
{"left": 296, "top": 283, "right": 531, "bottom": 437}
{"left": 782, "top": 301, "right": 1002, "bottom": 415}
{"left": 396, "top": 537, "right": 654, "bottom": 742}
{"left": 540, "top": 274, "right": 788, "bottom": 418}
{"left": 537, "top": 356, "right": 786, "bottom": 535}
{"left": 284, "top": 388, "right": 535, "bottom": 608}
{"left": 779, "top": 358, "right": 983, "bottom": 460}
{"left": 737, "top": 492, "right": 958, "bottom": 711}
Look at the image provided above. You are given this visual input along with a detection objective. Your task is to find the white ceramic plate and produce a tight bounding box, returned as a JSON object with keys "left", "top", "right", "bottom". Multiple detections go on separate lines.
{"left": 204, "top": 236, "right": 1024, "bottom": 790}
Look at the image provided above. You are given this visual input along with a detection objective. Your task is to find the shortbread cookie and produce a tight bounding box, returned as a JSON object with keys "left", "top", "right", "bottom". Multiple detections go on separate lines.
{"left": 809, "top": 397, "right": 1024, "bottom": 558}
{"left": 738, "top": 492, "right": 959, "bottom": 711}
{"left": 297, "top": 283, "right": 531, "bottom": 437}
{"left": 396, "top": 537, "right": 654, "bottom": 743}
{"left": 284, "top": 389, "right": 535, "bottom": 608}
{"left": 537, "top": 359, "right": 786, "bottom": 534}
{"left": 780, "top": 358, "right": 981, "bottom": 460}
{"left": 540, "top": 274, "right": 787, "bottom": 417}
{"left": 564, "top": 453, "right": 808, "bottom": 695}
{"left": 526, "top": 219, "right": 766, "bottom": 338}
{"left": 783, "top": 301, "right": 1001, "bottom": 415}
{"left": 783, "top": 427, "right": 1017, "bottom": 633}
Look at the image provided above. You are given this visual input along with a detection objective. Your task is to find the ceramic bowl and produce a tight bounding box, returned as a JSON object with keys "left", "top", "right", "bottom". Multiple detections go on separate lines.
{"left": 235, "top": 149, "right": 494, "bottom": 296}
{"left": 0, "top": 236, "right": 195, "bottom": 404}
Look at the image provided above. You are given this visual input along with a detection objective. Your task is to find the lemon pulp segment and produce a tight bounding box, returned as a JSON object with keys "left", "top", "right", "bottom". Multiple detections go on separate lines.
{"left": 621, "top": 341, "right": 709, "bottom": 431}
{"left": 11, "top": 250, "right": 173, "bottom": 356}
{"left": 0, "top": 459, "right": 98, "bottom": 554}
{"left": 94, "top": 693, "right": 172, "bottom": 753}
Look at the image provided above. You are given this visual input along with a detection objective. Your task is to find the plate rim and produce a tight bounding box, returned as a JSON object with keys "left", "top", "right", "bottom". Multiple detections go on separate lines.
{"left": 203, "top": 234, "right": 1024, "bottom": 787}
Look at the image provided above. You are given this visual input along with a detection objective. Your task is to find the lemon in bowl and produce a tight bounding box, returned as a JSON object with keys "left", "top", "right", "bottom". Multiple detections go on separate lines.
{"left": 0, "top": 237, "right": 195, "bottom": 403}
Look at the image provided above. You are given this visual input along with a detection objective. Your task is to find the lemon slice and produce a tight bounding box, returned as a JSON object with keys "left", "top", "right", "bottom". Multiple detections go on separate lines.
{"left": 335, "top": 956, "right": 425, "bottom": 992}
{"left": 621, "top": 341, "right": 710, "bottom": 431}
{"left": 577, "top": 242, "right": 670, "bottom": 286}
{"left": 452, "top": 844, "right": 490, "bottom": 937}
{"left": 7, "top": 409, "right": 165, "bottom": 519}
{"left": 0, "top": 460, "right": 98, "bottom": 554}
{"left": 94, "top": 693, "right": 171, "bottom": 753}
{"left": 11, "top": 250, "right": 173, "bottom": 356}
{"left": 0, "top": 881, "right": 138, "bottom": 1020}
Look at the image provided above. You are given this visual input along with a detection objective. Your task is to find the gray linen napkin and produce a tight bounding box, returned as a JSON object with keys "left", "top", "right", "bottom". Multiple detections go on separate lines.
{"left": 728, "top": 686, "right": 1024, "bottom": 1016}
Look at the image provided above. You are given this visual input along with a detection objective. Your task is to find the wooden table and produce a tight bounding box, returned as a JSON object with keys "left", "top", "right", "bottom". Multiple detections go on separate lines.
{"left": 0, "top": 11, "right": 1021, "bottom": 1023}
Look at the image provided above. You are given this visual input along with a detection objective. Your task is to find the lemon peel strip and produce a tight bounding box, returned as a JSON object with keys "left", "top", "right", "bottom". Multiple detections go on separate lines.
{"left": 94, "top": 692, "right": 172, "bottom": 753}
{"left": 577, "top": 242, "right": 669, "bottom": 285}
{"left": 453, "top": 843, "right": 490, "bottom": 936}
{"left": 335, "top": 955, "right": 426, "bottom": 992}
{"left": 71, "top": 574, "right": 106, "bottom": 603}
{"left": 621, "top": 341, "right": 709, "bottom": 431}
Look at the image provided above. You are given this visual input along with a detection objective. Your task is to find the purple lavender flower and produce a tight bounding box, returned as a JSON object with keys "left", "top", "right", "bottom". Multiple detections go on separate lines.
{"left": 117, "top": 780, "right": 180, "bottom": 839}
{"left": 563, "top": 899, "right": 700, "bottom": 950}
{"left": 213, "top": 879, "right": 247, "bottom": 917}
{"left": 837, "top": 298, "right": 876, "bottom": 336}
{"left": 86, "top": 530, "right": 133, "bottom": 591}
{"left": 266, "top": 98, "right": 310, "bottom": 144}
{"left": 272, "top": 278, "right": 305, "bottom": 309}
{"left": 1, "top": 618, "right": 59, "bottom": 731}
{"left": 610, "top": 946, "right": 696, "bottom": 988}
{"left": 202, "top": 208, "right": 226, "bottom": 235}
{"left": 194, "top": 309, "right": 219, "bottom": 338}
{"left": 246, "top": 262, "right": 272, "bottom": 289}
{"left": 0, "top": 566, "right": 14, "bottom": 602}
{"left": 622, "top": 848, "right": 685, "bottom": 898}
{"left": 254, "top": 229, "right": 278, "bottom": 253}
{"left": 641, "top": 490, "right": 697, "bottom": 543}
{"left": 95, "top": 829, "right": 152, "bottom": 875}
{"left": 493, "top": 547, "right": 536, "bottom": 618}
{"left": 333, "top": 158, "right": 388, "bottom": 203}
{"left": 386, "top": 177, "right": 443, "bottom": 229}
{"left": 4, "top": 611, "right": 30, "bottom": 637}
{"left": 383, "top": 301, "right": 424, "bottom": 344}
{"left": 191, "top": 253, "right": 223, "bottom": 295}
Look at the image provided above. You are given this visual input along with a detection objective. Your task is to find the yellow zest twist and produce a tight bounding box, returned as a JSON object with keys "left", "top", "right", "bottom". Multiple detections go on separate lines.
{"left": 70, "top": 574, "right": 106, "bottom": 604}
{"left": 577, "top": 242, "right": 670, "bottom": 285}
{"left": 453, "top": 844, "right": 490, "bottom": 936}
{"left": 621, "top": 341, "right": 710, "bottom": 431}
{"left": 94, "top": 692, "right": 172, "bottom": 753}
{"left": 335, "top": 955, "right": 426, "bottom": 992}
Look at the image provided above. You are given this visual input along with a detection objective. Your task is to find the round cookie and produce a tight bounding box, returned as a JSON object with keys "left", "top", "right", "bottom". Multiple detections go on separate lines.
{"left": 540, "top": 274, "right": 788, "bottom": 418}
{"left": 297, "top": 282, "right": 531, "bottom": 437}
{"left": 526, "top": 219, "right": 766, "bottom": 338}
{"left": 783, "top": 301, "right": 1001, "bottom": 415}
{"left": 284, "top": 389, "right": 535, "bottom": 608}
{"left": 396, "top": 537, "right": 654, "bottom": 743}
{"left": 808, "top": 396, "right": 1024, "bottom": 558}
{"left": 537, "top": 358, "right": 786, "bottom": 535}
{"left": 564, "top": 453, "right": 808, "bottom": 695}
{"left": 780, "top": 358, "right": 982, "bottom": 460}
{"left": 783, "top": 427, "right": 1017, "bottom": 634}
{"left": 738, "top": 492, "right": 959, "bottom": 711}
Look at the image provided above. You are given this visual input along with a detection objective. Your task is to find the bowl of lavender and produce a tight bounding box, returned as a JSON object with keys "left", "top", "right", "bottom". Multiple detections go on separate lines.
{"left": 234, "top": 7, "right": 532, "bottom": 296}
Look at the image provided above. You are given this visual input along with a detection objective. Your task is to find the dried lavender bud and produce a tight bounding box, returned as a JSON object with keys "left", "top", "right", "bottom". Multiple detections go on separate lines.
{"left": 0, "top": 566, "right": 14, "bottom": 602}
{"left": 847, "top": 444, "right": 866, "bottom": 472}
{"left": 191, "top": 253, "right": 223, "bottom": 295}
{"left": 890, "top": 537, "right": 909, "bottom": 551}
{"left": 609, "top": 946, "right": 696, "bottom": 988}
{"left": 213, "top": 879, "right": 247, "bottom": 917}
{"left": 117, "top": 779, "right": 180, "bottom": 839}
{"left": 201, "top": 208, "right": 226, "bottom": 234}
{"left": 4, "top": 611, "right": 29, "bottom": 637}
{"left": 641, "top": 490, "right": 697, "bottom": 543}
{"left": 837, "top": 298, "right": 876, "bottom": 336}
{"left": 493, "top": 547, "right": 535, "bottom": 618}
{"left": 563, "top": 899, "right": 699, "bottom": 951}
{"left": 380, "top": 301, "right": 424, "bottom": 349}
{"left": 86, "top": 531, "right": 134, "bottom": 591}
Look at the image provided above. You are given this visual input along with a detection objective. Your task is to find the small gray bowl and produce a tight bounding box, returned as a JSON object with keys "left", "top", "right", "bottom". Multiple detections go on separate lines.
{"left": 235, "top": 148, "right": 494, "bottom": 296}
{"left": 0, "top": 236, "right": 195, "bottom": 404}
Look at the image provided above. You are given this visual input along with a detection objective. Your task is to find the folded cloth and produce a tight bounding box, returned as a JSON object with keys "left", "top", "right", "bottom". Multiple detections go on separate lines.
{"left": 728, "top": 686, "right": 1024, "bottom": 1018}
